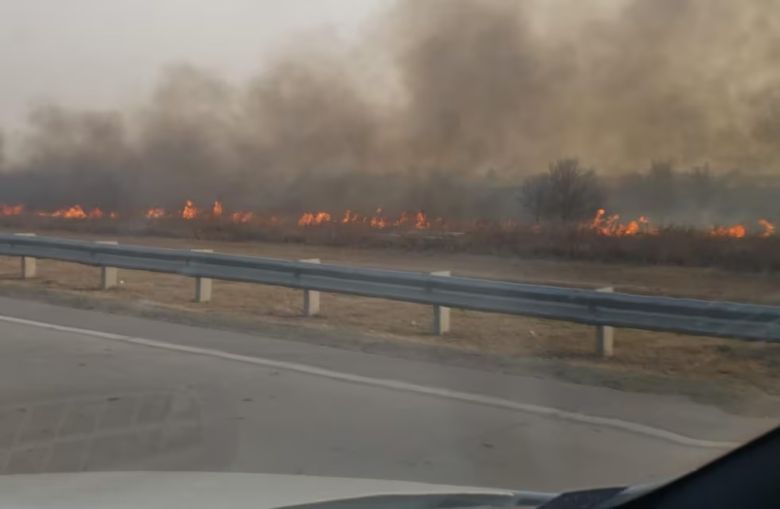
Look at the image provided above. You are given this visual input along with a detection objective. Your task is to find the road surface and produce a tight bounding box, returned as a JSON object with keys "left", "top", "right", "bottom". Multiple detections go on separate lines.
{"left": 0, "top": 296, "right": 773, "bottom": 492}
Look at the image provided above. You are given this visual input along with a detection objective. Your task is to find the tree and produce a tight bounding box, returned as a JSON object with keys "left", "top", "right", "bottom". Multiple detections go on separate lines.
{"left": 642, "top": 160, "right": 677, "bottom": 216}
{"left": 519, "top": 173, "right": 549, "bottom": 223}
{"left": 685, "top": 163, "right": 715, "bottom": 209}
{"left": 519, "top": 159, "right": 603, "bottom": 222}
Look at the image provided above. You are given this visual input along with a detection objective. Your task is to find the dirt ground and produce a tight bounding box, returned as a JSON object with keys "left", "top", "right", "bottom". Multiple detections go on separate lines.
{"left": 0, "top": 228, "right": 779, "bottom": 404}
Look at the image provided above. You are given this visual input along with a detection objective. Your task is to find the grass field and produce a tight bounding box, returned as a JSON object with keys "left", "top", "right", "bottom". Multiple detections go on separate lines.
{"left": 0, "top": 227, "right": 778, "bottom": 406}
{"left": 3, "top": 216, "right": 780, "bottom": 272}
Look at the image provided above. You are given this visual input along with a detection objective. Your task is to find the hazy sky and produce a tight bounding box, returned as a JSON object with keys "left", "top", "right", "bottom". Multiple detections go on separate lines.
{"left": 0, "top": 0, "right": 388, "bottom": 129}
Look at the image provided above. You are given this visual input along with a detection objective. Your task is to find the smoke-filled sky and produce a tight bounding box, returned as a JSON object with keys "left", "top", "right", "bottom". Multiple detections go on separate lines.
{"left": 0, "top": 0, "right": 385, "bottom": 128}
{"left": 1, "top": 0, "right": 780, "bottom": 214}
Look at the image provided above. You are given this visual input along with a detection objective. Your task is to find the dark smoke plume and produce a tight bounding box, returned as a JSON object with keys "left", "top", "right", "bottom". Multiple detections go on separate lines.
{"left": 2, "top": 0, "right": 780, "bottom": 218}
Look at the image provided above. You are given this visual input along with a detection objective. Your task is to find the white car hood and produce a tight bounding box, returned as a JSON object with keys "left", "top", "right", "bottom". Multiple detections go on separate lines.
{"left": 0, "top": 471, "right": 518, "bottom": 509}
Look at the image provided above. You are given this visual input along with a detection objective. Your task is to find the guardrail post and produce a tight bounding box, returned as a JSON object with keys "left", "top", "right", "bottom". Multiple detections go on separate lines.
{"left": 431, "top": 271, "right": 451, "bottom": 335}
{"left": 191, "top": 249, "right": 213, "bottom": 303}
{"left": 96, "top": 240, "right": 119, "bottom": 289}
{"left": 596, "top": 286, "right": 615, "bottom": 358}
{"left": 14, "top": 233, "right": 37, "bottom": 279}
{"left": 300, "top": 258, "right": 321, "bottom": 316}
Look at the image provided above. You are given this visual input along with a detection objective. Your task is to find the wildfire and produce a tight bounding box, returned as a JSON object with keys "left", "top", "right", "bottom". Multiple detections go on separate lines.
{"left": 145, "top": 207, "right": 165, "bottom": 219}
{"left": 52, "top": 205, "right": 88, "bottom": 219}
{"left": 230, "top": 211, "right": 254, "bottom": 223}
{"left": 759, "top": 219, "right": 776, "bottom": 238}
{"left": 589, "top": 209, "right": 656, "bottom": 237}
{"left": 0, "top": 204, "right": 23, "bottom": 216}
{"left": 709, "top": 219, "right": 776, "bottom": 238}
{"left": 369, "top": 209, "right": 387, "bottom": 229}
{"left": 710, "top": 224, "right": 748, "bottom": 239}
{"left": 341, "top": 209, "right": 359, "bottom": 224}
{"left": 298, "top": 211, "right": 332, "bottom": 227}
{"left": 415, "top": 211, "right": 429, "bottom": 230}
{"left": 211, "top": 200, "right": 223, "bottom": 218}
{"left": 0, "top": 198, "right": 774, "bottom": 239}
{"left": 181, "top": 200, "right": 198, "bottom": 220}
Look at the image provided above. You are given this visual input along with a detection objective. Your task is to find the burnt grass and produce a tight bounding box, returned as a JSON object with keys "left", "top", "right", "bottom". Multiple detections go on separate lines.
{"left": 2, "top": 217, "right": 779, "bottom": 272}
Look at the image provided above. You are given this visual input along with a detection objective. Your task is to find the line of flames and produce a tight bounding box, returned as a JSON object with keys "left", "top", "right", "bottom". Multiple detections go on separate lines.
{"left": 0, "top": 202, "right": 775, "bottom": 238}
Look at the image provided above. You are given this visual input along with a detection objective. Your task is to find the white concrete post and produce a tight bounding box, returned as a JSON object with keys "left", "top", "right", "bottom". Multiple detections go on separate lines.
{"left": 300, "top": 258, "right": 321, "bottom": 317}
{"left": 596, "top": 286, "right": 615, "bottom": 358}
{"left": 431, "top": 270, "right": 451, "bottom": 335}
{"left": 14, "top": 233, "right": 37, "bottom": 279}
{"left": 96, "top": 240, "right": 119, "bottom": 289}
{"left": 191, "top": 249, "right": 213, "bottom": 303}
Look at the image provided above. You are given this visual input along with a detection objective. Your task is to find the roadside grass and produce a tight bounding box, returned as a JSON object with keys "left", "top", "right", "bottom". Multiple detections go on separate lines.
{"left": 0, "top": 229, "right": 778, "bottom": 402}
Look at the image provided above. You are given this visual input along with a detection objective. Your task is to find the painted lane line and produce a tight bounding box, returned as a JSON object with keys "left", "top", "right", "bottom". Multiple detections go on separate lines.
{"left": 0, "top": 313, "right": 739, "bottom": 450}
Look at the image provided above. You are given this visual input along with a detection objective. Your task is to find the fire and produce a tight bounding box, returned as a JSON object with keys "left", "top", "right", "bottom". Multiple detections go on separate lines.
{"left": 181, "top": 200, "right": 198, "bottom": 220}
{"left": 710, "top": 224, "right": 747, "bottom": 238}
{"left": 341, "top": 210, "right": 360, "bottom": 224}
{"left": 394, "top": 211, "right": 413, "bottom": 227}
{"left": 296, "top": 208, "right": 434, "bottom": 230}
{"left": 51, "top": 205, "right": 88, "bottom": 219}
{"left": 0, "top": 204, "right": 23, "bottom": 216}
{"left": 145, "top": 207, "right": 165, "bottom": 219}
{"left": 369, "top": 209, "right": 388, "bottom": 229}
{"left": 211, "top": 200, "right": 223, "bottom": 218}
{"left": 230, "top": 211, "right": 254, "bottom": 224}
{"left": 415, "top": 210, "right": 430, "bottom": 230}
{"left": 298, "top": 211, "right": 332, "bottom": 227}
{"left": 759, "top": 219, "right": 775, "bottom": 238}
{"left": 0, "top": 198, "right": 773, "bottom": 240}
{"left": 589, "top": 209, "right": 654, "bottom": 236}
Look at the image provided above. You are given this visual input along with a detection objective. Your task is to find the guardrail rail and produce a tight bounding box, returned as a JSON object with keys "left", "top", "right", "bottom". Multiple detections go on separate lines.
{"left": 1, "top": 232, "right": 779, "bottom": 356}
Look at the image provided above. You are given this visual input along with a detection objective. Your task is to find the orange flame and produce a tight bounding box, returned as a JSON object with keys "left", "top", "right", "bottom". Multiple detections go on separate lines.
{"left": 369, "top": 208, "right": 388, "bottom": 229}
{"left": 51, "top": 205, "right": 87, "bottom": 219}
{"left": 589, "top": 209, "right": 656, "bottom": 236}
{"left": 415, "top": 210, "right": 430, "bottom": 230}
{"left": 341, "top": 209, "right": 360, "bottom": 224}
{"left": 0, "top": 199, "right": 772, "bottom": 240}
{"left": 710, "top": 224, "right": 747, "bottom": 238}
{"left": 298, "top": 211, "right": 332, "bottom": 226}
{"left": 230, "top": 211, "right": 254, "bottom": 224}
{"left": 145, "top": 207, "right": 165, "bottom": 219}
{"left": 758, "top": 219, "right": 775, "bottom": 238}
{"left": 211, "top": 200, "right": 223, "bottom": 218}
{"left": 181, "top": 200, "right": 198, "bottom": 220}
{"left": 0, "top": 204, "right": 23, "bottom": 216}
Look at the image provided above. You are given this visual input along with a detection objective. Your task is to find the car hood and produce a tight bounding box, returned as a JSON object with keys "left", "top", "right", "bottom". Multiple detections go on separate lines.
{"left": 0, "top": 471, "right": 523, "bottom": 509}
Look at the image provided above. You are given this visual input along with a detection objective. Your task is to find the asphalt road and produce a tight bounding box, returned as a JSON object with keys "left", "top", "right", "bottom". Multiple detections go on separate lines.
{"left": 0, "top": 297, "right": 774, "bottom": 492}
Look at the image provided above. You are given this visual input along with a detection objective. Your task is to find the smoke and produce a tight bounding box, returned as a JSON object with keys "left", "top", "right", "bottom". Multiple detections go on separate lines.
{"left": 2, "top": 0, "right": 780, "bottom": 217}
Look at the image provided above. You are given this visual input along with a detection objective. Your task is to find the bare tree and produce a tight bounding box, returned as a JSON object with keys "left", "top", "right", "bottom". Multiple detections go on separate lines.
{"left": 519, "top": 159, "right": 603, "bottom": 222}
{"left": 643, "top": 160, "right": 677, "bottom": 216}
{"left": 546, "top": 159, "right": 603, "bottom": 221}
{"left": 685, "top": 163, "right": 716, "bottom": 209}
{"left": 519, "top": 173, "right": 549, "bottom": 223}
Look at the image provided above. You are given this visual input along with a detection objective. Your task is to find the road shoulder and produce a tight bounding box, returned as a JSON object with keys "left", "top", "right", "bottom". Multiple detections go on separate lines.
{"left": 0, "top": 288, "right": 774, "bottom": 444}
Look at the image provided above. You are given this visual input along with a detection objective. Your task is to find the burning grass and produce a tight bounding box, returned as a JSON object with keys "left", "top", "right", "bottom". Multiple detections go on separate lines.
{"left": 0, "top": 199, "right": 778, "bottom": 271}
{"left": 2, "top": 212, "right": 780, "bottom": 272}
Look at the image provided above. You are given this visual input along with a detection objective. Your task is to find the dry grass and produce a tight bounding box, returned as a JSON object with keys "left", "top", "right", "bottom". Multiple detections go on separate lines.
{"left": 0, "top": 228, "right": 778, "bottom": 398}
{"left": 4, "top": 217, "right": 780, "bottom": 272}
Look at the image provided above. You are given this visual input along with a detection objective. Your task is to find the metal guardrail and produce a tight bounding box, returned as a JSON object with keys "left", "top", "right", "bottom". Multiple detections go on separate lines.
{"left": 1, "top": 233, "right": 779, "bottom": 343}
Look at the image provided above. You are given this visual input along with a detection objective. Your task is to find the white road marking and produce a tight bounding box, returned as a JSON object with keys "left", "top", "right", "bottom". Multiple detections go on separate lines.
{"left": 0, "top": 313, "right": 739, "bottom": 450}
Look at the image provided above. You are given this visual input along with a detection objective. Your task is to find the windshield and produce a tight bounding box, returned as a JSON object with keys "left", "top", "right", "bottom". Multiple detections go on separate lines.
{"left": 0, "top": 0, "right": 777, "bottom": 500}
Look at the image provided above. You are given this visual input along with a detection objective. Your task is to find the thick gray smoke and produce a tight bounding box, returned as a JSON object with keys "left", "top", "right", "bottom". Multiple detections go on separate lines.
{"left": 2, "top": 0, "right": 780, "bottom": 218}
